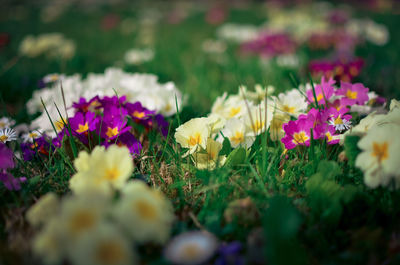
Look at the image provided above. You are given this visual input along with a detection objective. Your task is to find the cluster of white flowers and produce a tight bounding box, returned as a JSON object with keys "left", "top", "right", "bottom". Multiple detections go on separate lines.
{"left": 27, "top": 145, "right": 174, "bottom": 265}
{"left": 19, "top": 33, "right": 76, "bottom": 59}
{"left": 216, "top": 23, "right": 259, "bottom": 43}
{"left": 27, "top": 67, "right": 183, "bottom": 136}
{"left": 346, "top": 19, "right": 389, "bottom": 46}
{"left": 349, "top": 99, "right": 400, "bottom": 189}
{"left": 174, "top": 84, "right": 308, "bottom": 169}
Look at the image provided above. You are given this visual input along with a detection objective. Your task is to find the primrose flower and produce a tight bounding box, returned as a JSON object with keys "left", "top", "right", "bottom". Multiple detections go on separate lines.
{"left": 0, "top": 117, "right": 15, "bottom": 129}
{"left": 306, "top": 77, "right": 335, "bottom": 105}
{"left": 355, "top": 124, "right": 400, "bottom": 188}
{"left": 192, "top": 138, "right": 226, "bottom": 170}
{"left": 281, "top": 117, "right": 314, "bottom": 150}
{"left": 244, "top": 103, "right": 274, "bottom": 136}
{"left": 220, "top": 118, "right": 255, "bottom": 148}
{"left": 269, "top": 113, "right": 290, "bottom": 141}
{"left": 164, "top": 231, "right": 218, "bottom": 265}
{"left": 69, "top": 111, "right": 99, "bottom": 135}
{"left": 175, "top": 118, "right": 210, "bottom": 154}
{"left": 336, "top": 81, "right": 369, "bottom": 106}
{"left": 26, "top": 192, "right": 59, "bottom": 228}
{"left": 70, "top": 223, "right": 136, "bottom": 265}
{"left": 273, "top": 89, "right": 308, "bottom": 117}
{"left": 113, "top": 181, "right": 174, "bottom": 244}
{"left": 101, "top": 107, "right": 131, "bottom": 140}
{"left": 0, "top": 128, "right": 17, "bottom": 143}
{"left": 69, "top": 145, "right": 134, "bottom": 195}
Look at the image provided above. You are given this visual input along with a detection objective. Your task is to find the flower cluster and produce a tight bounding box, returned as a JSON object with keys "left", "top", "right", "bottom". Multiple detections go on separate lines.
{"left": 27, "top": 145, "right": 174, "bottom": 265}
{"left": 241, "top": 32, "right": 297, "bottom": 58}
{"left": 123, "top": 48, "right": 154, "bottom": 65}
{"left": 19, "top": 33, "right": 76, "bottom": 59}
{"left": 281, "top": 77, "right": 377, "bottom": 150}
{"left": 309, "top": 57, "right": 364, "bottom": 82}
{"left": 22, "top": 94, "right": 168, "bottom": 160}
{"left": 27, "top": 68, "right": 183, "bottom": 121}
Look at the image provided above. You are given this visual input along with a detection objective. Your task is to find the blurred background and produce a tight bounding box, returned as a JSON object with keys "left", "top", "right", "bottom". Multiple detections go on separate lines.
{"left": 0, "top": 0, "right": 399, "bottom": 121}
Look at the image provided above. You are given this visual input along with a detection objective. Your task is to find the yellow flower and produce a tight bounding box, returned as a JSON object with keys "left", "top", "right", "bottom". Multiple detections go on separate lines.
{"left": 175, "top": 118, "right": 210, "bottom": 154}
{"left": 26, "top": 193, "right": 59, "bottom": 228}
{"left": 69, "top": 223, "right": 136, "bottom": 265}
{"left": 192, "top": 138, "right": 226, "bottom": 170}
{"left": 355, "top": 124, "right": 400, "bottom": 188}
{"left": 69, "top": 145, "right": 134, "bottom": 195}
{"left": 113, "top": 181, "right": 174, "bottom": 244}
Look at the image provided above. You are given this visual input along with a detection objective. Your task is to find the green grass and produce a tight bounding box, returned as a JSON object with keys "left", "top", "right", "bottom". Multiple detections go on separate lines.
{"left": 1, "top": 1, "right": 400, "bottom": 264}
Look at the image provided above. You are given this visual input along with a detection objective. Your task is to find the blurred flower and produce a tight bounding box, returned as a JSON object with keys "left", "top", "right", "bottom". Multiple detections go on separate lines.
{"left": 0, "top": 142, "right": 26, "bottom": 190}
{"left": 113, "top": 181, "right": 174, "bottom": 244}
{"left": 335, "top": 82, "right": 369, "bottom": 106}
{"left": 164, "top": 231, "right": 218, "bottom": 265}
{"left": 0, "top": 117, "right": 15, "bottom": 129}
{"left": 191, "top": 138, "right": 226, "bottom": 170}
{"left": 241, "top": 32, "right": 297, "bottom": 58}
{"left": 309, "top": 57, "right": 364, "bottom": 82}
{"left": 26, "top": 193, "right": 59, "bottom": 228}
{"left": 69, "top": 223, "right": 136, "bottom": 265}
{"left": 216, "top": 23, "right": 258, "bottom": 43}
{"left": 124, "top": 48, "right": 154, "bottom": 65}
{"left": 100, "top": 14, "right": 120, "bottom": 31}
{"left": 205, "top": 5, "right": 227, "bottom": 25}
{"left": 215, "top": 241, "right": 244, "bottom": 265}
{"left": 19, "top": 33, "right": 76, "bottom": 59}
{"left": 305, "top": 76, "right": 335, "bottom": 105}
{"left": 356, "top": 124, "right": 400, "bottom": 188}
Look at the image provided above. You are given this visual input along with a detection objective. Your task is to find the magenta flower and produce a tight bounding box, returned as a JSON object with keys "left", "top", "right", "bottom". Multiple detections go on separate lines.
{"left": 72, "top": 97, "right": 101, "bottom": 113}
{"left": 0, "top": 143, "right": 26, "bottom": 190}
{"left": 336, "top": 82, "right": 369, "bottom": 106}
{"left": 306, "top": 77, "right": 336, "bottom": 105}
{"left": 281, "top": 117, "right": 314, "bottom": 150}
{"left": 241, "top": 33, "right": 296, "bottom": 58}
{"left": 69, "top": 111, "right": 99, "bottom": 135}
{"left": 125, "top": 102, "right": 155, "bottom": 123}
{"left": 323, "top": 107, "right": 352, "bottom": 132}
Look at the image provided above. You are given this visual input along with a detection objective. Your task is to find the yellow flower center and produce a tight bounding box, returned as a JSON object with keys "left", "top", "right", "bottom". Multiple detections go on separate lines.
{"left": 104, "top": 167, "right": 120, "bottom": 181}
{"left": 334, "top": 116, "right": 343, "bottom": 125}
{"left": 316, "top": 93, "right": 324, "bottom": 102}
{"left": 188, "top": 133, "right": 202, "bottom": 147}
{"left": 293, "top": 131, "right": 309, "bottom": 144}
{"left": 229, "top": 107, "right": 241, "bottom": 118}
{"left": 69, "top": 211, "right": 96, "bottom": 235}
{"left": 164, "top": 103, "right": 172, "bottom": 112}
{"left": 106, "top": 127, "right": 119, "bottom": 138}
{"left": 325, "top": 132, "right": 333, "bottom": 142}
{"left": 76, "top": 122, "right": 89, "bottom": 133}
{"left": 181, "top": 243, "right": 202, "bottom": 259}
{"left": 282, "top": 105, "right": 295, "bottom": 114}
{"left": 50, "top": 74, "right": 59, "bottom": 81}
{"left": 134, "top": 200, "right": 157, "bottom": 220}
{"left": 96, "top": 241, "right": 125, "bottom": 265}
{"left": 346, "top": 90, "right": 358, "bottom": 100}
{"left": 55, "top": 119, "right": 66, "bottom": 131}
{"left": 230, "top": 131, "right": 244, "bottom": 145}
{"left": 132, "top": 111, "right": 146, "bottom": 119}
{"left": 251, "top": 120, "right": 264, "bottom": 132}
{"left": 29, "top": 132, "right": 38, "bottom": 138}
{"left": 372, "top": 142, "right": 388, "bottom": 163}
{"left": 0, "top": 135, "right": 8, "bottom": 142}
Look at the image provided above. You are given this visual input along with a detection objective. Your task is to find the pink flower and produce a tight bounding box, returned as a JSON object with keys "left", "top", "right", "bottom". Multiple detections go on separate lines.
{"left": 306, "top": 77, "right": 336, "bottom": 105}
{"left": 281, "top": 117, "right": 314, "bottom": 150}
{"left": 336, "top": 82, "right": 369, "bottom": 106}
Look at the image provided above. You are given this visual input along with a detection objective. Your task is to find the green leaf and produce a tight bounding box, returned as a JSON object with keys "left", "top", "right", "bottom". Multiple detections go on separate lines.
{"left": 224, "top": 147, "right": 246, "bottom": 167}
{"left": 219, "top": 137, "right": 232, "bottom": 156}
{"left": 344, "top": 135, "right": 362, "bottom": 166}
{"left": 317, "top": 160, "right": 341, "bottom": 180}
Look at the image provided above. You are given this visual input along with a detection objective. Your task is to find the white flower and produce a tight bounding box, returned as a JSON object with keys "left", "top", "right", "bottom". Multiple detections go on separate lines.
{"left": 26, "top": 193, "right": 59, "bottom": 228}
{"left": 113, "top": 181, "right": 174, "bottom": 244}
{"left": 355, "top": 124, "right": 400, "bottom": 189}
{"left": 175, "top": 118, "right": 210, "bottom": 154}
{"left": 164, "top": 231, "right": 218, "bottom": 265}
{"left": 69, "top": 223, "right": 136, "bottom": 265}
{"left": 124, "top": 48, "right": 154, "bottom": 65}
{"left": 220, "top": 118, "right": 255, "bottom": 148}
{"left": 0, "top": 128, "right": 17, "bottom": 143}
{"left": 329, "top": 116, "right": 352, "bottom": 131}
{"left": 244, "top": 103, "right": 274, "bottom": 136}
{"left": 0, "top": 117, "right": 15, "bottom": 129}
{"left": 22, "top": 130, "right": 43, "bottom": 143}
{"left": 216, "top": 23, "right": 259, "bottom": 43}
{"left": 273, "top": 89, "right": 308, "bottom": 118}
{"left": 276, "top": 54, "right": 300, "bottom": 68}
{"left": 191, "top": 138, "right": 226, "bottom": 170}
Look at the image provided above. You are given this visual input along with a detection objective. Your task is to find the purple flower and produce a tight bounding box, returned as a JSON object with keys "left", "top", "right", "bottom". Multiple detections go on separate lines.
{"left": 125, "top": 102, "right": 155, "bottom": 124}
{"left": 101, "top": 106, "right": 131, "bottom": 140}
{"left": 0, "top": 143, "right": 26, "bottom": 190}
{"left": 0, "top": 172, "right": 26, "bottom": 191}
{"left": 306, "top": 77, "right": 336, "bottom": 105}
{"left": 99, "top": 95, "right": 127, "bottom": 110}
{"left": 241, "top": 32, "right": 296, "bottom": 58}
{"left": 103, "top": 132, "right": 142, "bottom": 156}
{"left": 281, "top": 117, "right": 314, "bottom": 150}
{"left": 0, "top": 142, "right": 14, "bottom": 169}
{"left": 215, "top": 241, "right": 245, "bottom": 265}
{"left": 69, "top": 111, "right": 99, "bottom": 134}
{"left": 72, "top": 97, "right": 101, "bottom": 113}
{"left": 336, "top": 81, "right": 369, "bottom": 106}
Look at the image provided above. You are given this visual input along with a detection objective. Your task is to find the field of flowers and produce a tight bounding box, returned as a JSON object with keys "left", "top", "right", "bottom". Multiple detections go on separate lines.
{"left": 1, "top": 0, "right": 400, "bottom": 264}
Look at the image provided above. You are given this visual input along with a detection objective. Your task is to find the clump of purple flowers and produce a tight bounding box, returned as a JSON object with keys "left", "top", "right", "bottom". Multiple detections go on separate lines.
{"left": 241, "top": 32, "right": 297, "bottom": 58}
{"left": 0, "top": 143, "right": 26, "bottom": 190}
{"left": 281, "top": 77, "right": 373, "bottom": 150}
{"left": 22, "top": 95, "right": 169, "bottom": 160}
{"left": 309, "top": 57, "right": 364, "bottom": 82}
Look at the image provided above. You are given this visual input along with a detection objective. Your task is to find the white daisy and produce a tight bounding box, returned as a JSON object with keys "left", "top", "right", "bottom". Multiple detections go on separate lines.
{"left": 0, "top": 128, "right": 17, "bottom": 143}
{"left": 22, "top": 130, "right": 42, "bottom": 143}
{"left": 164, "top": 231, "right": 218, "bottom": 265}
{"left": 329, "top": 116, "right": 352, "bottom": 131}
{"left": 0, "top": 117, "right": 15, "bottom": 129}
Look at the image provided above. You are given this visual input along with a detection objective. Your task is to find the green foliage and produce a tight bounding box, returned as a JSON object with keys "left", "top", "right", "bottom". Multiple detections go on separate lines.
{"left": 344, "top": 135, "right": 362, "bottom": 166}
